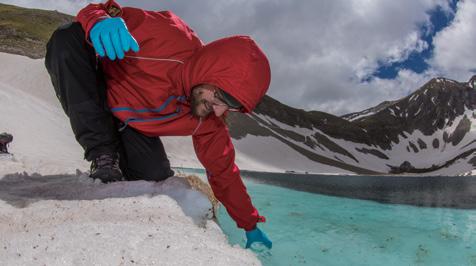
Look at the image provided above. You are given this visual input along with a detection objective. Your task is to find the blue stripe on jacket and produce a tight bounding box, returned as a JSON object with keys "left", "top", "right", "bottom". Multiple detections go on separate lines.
{"left": 111, "top": 95, "right": 186, "bottom": 131}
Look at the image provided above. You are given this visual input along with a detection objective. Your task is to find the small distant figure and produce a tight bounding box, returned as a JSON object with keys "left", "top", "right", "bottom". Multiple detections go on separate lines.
{"left": 0, "top": 132, "right": 13, "bottom": 154}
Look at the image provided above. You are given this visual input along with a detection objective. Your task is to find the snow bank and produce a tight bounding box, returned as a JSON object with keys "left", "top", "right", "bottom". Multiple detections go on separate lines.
{"left": 0, "top": 173, "right": 260, "bottom": 265}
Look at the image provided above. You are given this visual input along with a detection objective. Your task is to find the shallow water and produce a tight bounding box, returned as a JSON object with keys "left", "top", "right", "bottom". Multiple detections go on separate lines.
{"left": 174, "top": 168, "right": 476, "bottom": 265}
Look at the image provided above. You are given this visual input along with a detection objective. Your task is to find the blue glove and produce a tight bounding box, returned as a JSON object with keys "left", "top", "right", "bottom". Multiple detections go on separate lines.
{"left": 90, "top": 17, "right": 140, "bottom": 60}
{"left": 245, "top": 227, "right": 272, "bottom": 249}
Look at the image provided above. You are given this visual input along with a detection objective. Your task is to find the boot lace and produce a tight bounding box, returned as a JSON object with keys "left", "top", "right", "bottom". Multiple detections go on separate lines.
{"left": 92, "top": 154, "right": 119, "bottom": 170}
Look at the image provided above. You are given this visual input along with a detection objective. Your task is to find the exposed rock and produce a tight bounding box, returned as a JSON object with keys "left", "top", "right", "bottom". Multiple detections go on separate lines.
{"left": 355, "top": 148, "right": 389, "bottom": 160}
{"left": 408, "top": 142, "right": 419, "bottom": 153}
{"left": 447, "top": 116, "right": 471, "bottom": 146}
{"left": 389, "top": 161, "right": 414, "bottom": 174}
{"left": 469, "top": 156, "right": 476, "bottom": 167}
{"left": 417, "top": 138, "right": 427, "bottom": 150}
{"left": 469, "top": 75, "right": 476, "bottom": 89}
{"left": 432, "top": 138, "right": 439, "bottom": 149}
{"left": 313, "top": 132, "right": 359, "bottom": 163}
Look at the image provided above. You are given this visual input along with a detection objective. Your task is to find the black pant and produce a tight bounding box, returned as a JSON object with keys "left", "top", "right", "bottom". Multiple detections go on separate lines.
{"left": 45, "top": 22, "right": 174, "bottom": 181}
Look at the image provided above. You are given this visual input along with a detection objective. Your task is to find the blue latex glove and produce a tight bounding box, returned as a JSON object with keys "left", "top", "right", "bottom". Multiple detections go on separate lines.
{"left": 245, "top": 227, "right": 272, "bottom": 249}
{"left": 90, "top": 17, "right": 139, "bottom": 60}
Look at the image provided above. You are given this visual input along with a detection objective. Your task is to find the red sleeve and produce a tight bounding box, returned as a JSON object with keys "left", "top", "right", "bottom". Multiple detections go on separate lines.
{"left": 75, "top": 0, "right": 123, "bottom": 45}
{"left": 192, "top": 121, "right": 265, "bottom": 231}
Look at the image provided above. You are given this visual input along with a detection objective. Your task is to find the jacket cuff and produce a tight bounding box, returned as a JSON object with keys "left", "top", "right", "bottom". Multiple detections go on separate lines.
{"left": 75, "top": 0, "right": 123, "bottom": 47}
{"left": 104, "top": 0, "right": 123, "bottom": 17}
{"left": 243, "top": 215, "right": 266, "bottom": 231}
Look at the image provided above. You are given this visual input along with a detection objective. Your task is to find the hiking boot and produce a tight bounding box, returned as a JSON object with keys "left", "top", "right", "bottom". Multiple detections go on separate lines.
{"left": 0, "top": 132, "right": 13, "bottom": 154}
{"left": 90, "top": 153, "right": 123, "bottom": 183}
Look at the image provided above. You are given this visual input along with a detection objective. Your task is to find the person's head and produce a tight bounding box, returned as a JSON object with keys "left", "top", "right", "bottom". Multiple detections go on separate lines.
{"left": 190, "top": 83, "right": 243, "bottom": 118}
{"left": 182, "top": 36, "right": 271, "bottom": 116}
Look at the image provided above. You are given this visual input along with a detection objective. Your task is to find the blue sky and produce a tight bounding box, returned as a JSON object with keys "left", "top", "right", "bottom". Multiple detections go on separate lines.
{"left": 0, "top": 0, "right": 475, "bottom": 115}
{"left": 373, "top": 0, "right": 459, "bottom": 80}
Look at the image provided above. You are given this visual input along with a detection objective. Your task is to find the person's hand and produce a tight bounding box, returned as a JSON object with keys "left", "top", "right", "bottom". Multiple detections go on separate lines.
{"left": 89, "top": 17, "right": 140, "bottom": 60}
{"left": 245, "top": 226, "right": 272, "bottom": 249}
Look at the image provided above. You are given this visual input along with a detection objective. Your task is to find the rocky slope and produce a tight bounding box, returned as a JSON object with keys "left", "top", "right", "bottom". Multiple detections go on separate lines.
{"left": 0, "top": 3, "right": 73, "bottom": 59}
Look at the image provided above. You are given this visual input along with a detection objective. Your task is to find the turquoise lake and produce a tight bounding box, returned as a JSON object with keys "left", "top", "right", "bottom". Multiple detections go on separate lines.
{"left": 174, "top": 168, "right": 476, "bottom": 266}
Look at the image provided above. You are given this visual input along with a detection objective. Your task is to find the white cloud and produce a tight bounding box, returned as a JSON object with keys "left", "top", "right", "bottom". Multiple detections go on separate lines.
{"left": 430, "top": 0, "right": 476, "bottom": 81}
{"left": 306, "top": 69, "right": 436, "bottom": 115}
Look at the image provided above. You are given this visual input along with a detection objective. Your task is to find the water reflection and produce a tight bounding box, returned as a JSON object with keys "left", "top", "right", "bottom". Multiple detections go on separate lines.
{"left": 240, "top": 170, "right": 476, "bottom": 209}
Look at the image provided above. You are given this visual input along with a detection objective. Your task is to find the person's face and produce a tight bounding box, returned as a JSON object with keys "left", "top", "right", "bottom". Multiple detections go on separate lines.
{"left": 190, "top": 84, "right": 231, "bottom": 118}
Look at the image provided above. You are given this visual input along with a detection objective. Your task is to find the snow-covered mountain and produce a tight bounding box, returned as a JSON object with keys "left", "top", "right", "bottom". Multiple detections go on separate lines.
{"left": 226, "top": 76, "right": 476, "bottom": 175}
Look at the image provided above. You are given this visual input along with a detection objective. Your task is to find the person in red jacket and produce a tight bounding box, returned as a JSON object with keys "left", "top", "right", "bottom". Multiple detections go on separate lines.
{"left": 45, "top": 0, "right": 272, "bottom": 249}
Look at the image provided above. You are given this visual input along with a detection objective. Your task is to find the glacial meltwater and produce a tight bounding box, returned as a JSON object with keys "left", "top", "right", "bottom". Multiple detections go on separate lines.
{"left": 174, "top": 168, "right": 476, "bottom": 266}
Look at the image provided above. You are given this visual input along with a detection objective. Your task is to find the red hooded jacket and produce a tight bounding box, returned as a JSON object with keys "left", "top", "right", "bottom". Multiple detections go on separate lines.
{"left": 76, "top": 0, "right": 271, "bottom": 231}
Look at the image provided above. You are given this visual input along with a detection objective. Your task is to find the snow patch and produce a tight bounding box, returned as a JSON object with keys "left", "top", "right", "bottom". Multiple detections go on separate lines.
{"left": 345, "top": 110, "right": 377, "bottom": 122}
{"left": 389, "top": 108, "right": 396, "bottom": 116}
{"left": 409, "top": 94, "right": 420, "bottom": 102}
{"left": 0, "top": 174, "right": 259, "bottom": 265}
{"left": 414, "top": 107, "right": 422, "bottom": 116}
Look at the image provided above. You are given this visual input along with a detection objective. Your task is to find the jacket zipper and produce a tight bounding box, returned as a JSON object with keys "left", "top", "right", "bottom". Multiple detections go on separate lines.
{"left": 124, "top": 55, "right": 184, "bottom": 64}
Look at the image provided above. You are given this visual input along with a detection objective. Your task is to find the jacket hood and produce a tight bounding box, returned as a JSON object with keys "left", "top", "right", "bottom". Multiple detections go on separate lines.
{"left": 181, "top": 36, "right": 271, "bottom": 113}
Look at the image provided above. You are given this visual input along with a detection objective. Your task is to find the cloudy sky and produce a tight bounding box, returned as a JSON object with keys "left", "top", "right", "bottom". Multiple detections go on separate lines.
{"left": 1, "top": 0, "right": 475, "bottom": 115}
